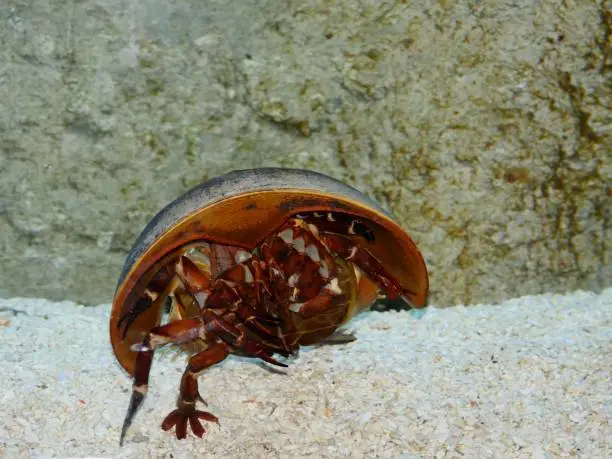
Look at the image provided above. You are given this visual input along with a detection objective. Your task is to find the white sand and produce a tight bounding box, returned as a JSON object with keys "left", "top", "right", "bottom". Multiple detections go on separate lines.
{"left": 0, "top": 289, "right": 610, "bottom": 458}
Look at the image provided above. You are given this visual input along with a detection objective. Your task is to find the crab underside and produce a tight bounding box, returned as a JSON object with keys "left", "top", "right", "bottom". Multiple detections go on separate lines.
{"left": 117, "top": 211, "right": 415, "bottom": 444}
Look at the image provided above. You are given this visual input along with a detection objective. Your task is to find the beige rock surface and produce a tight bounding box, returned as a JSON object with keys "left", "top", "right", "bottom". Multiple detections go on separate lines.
{"left": 0, "top": 1, "right": 609, "bottom": 305}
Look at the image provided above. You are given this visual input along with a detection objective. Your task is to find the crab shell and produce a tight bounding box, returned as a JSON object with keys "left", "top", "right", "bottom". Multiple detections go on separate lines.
{"left": 110, "top": 168, "right": 429, "bottom": 375}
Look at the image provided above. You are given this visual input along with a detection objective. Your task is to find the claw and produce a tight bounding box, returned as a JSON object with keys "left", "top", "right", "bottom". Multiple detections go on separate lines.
{"left": 241, "top": 340, "right": 288, "bottom": 367}
{"left": 161, "top": 408, "right": 219, "bottom": 440}
{"left": 260, "top": 352, "right": 289, "bottom": 368}
{"left": 195, "top": 391, "right": 208, "bottom": 406}
{"left": 119, "top": 348, "right": 154, "bottom": 446}
{"left": 119, "top": 391, "right": 145, "bottom": 446}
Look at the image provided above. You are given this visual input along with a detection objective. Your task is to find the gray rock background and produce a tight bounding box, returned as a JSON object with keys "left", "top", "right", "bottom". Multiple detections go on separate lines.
{"left": 0, "top": 0, "right": 609, "bottom": 306}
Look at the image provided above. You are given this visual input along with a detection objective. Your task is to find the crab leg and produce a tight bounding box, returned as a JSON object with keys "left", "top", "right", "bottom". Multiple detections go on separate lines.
{"left": 119, "top": 318, "right": 204, "bottom": 446}
{"left": 319, "top": 233, "right": 416, "bottom": 303}
{"left": 295, "top": 211, "right": 376, "bottom": 243}
{"left": 161, "top": 342, "right": 229, "bottom": 440}
{"left": 199, "top": 310, "right": 289, "bottom": 365}
{"left": 119, "top": 344, "right": 154, "bottom": 445}
{"left": 120, "top": 309, "right": 289, "bottom": 444}
{"left": 176, "top": 255, "right": 286, "bottom": 347}
{"left": 233, "top": 304, "right": 282, "bottom": 338}
{"left": 291, "top": 212, "right": 416, "bottom": 301}
{"left": 117, "top": 265, "right": 180, "bottom": 339}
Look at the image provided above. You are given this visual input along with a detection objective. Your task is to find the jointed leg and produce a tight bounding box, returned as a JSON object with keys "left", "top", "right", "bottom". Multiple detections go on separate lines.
{"left": 119, "top": 318, "right": 210, "bottom": 446}
{"left": 200, "top": 310, "right": 289, "bottom": 367}
{"left": 291, "top": 213, "right": 415, "bottom": 302}
{"left": 119, "top": 345, "right": 154, "bottom": 445}
{"left": 120, "top": 310, "right": 288, "bottom": 444}
{"left": 294, "top": 211, "right": 375, "bottom": 243}
{"left": 117, "top": 265, "right": 180, "bottom": 339}
{"left": 161, "top": 342, "right": 229, "bottom": 439}
{"left": 319, "top": 232, "right": 416, "bottom": 303}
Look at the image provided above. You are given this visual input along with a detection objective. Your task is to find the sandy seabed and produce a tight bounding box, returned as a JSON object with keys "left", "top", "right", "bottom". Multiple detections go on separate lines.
{"left": 1, "top": 288, "right": 610, "bottom": 458}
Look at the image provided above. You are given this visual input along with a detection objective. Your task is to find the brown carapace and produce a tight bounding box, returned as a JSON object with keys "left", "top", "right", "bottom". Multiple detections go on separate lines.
{"left": 110, "top": 168, "right": 428, "bottom": 444}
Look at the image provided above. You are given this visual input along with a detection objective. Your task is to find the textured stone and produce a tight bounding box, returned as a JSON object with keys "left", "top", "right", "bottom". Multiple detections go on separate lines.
{"left": 0, "top": 0, "right": 609, "bottom": 305}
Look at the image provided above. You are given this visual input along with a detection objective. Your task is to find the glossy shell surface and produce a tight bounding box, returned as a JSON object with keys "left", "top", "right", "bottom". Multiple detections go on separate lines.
{"left": 111, "top": 168, "right": 429, "bottom": 375}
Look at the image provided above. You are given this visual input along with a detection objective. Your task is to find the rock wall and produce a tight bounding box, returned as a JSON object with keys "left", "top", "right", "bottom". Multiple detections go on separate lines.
{"left": 1, "top": 1, "right": 609, "bottom": 305}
